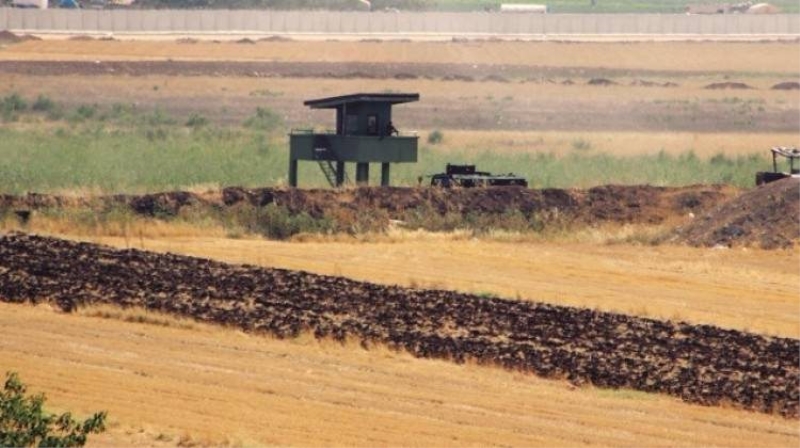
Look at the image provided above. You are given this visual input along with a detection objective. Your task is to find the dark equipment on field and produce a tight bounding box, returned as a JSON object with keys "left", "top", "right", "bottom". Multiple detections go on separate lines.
{"left": 430, "top": 164, "right": 528, "bottom": 188}
{"left": 755, "top": 146, "right": 800, "bottom": 186}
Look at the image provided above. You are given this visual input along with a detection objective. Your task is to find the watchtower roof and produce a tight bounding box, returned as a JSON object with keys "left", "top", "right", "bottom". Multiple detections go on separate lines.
{"left": 303, "top": 93, "right": 420, "bottom": 109}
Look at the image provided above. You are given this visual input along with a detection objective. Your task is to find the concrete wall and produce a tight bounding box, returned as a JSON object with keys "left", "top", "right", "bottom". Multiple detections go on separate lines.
{"left": 0, "top": 8, "right": 798, "bottom": 36}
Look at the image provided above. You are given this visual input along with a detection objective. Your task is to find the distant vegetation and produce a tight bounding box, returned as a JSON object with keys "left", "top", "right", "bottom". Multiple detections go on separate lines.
{"left": 0, "top": 93, "right": 768, "bottom": 194}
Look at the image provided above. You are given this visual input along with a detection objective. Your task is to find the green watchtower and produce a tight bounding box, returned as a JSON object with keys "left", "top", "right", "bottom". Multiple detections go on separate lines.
{"left": 288, "top": 92, "right": 420, "bottom": 187}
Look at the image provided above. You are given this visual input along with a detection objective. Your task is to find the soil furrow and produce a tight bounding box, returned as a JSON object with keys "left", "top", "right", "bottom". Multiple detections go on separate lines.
{"left": 0, "top": 233, "right": 796, "bottom": 417}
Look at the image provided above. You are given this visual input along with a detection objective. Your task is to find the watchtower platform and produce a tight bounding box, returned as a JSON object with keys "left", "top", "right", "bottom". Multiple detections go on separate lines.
{"left": 288, "top": 92, "right": 419, "bottom": 187}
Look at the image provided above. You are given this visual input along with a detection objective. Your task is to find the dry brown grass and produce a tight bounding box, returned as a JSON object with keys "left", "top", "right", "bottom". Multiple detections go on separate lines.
{"left": 2, "top": 302, "right": 797, "bottom": 447}
{"left": 426, "top": 130, "right": 800, "bottom": 157}
{"left": 3, "top": 40, "right": 799, "bottom": 74}
{"left": 84, "top": 233, "right": 800, "bottom": 339}
{"left": 1, "top": 213, "right": 229, "bottom": 240}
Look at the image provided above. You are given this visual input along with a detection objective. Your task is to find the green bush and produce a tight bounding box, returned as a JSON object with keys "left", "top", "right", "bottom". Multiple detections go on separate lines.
{"left": 232, "top": 204, "right": 335, "bottom": 239}
{"left": 244, "top": 107, "right": 283, "bottom": 132}
{"left": 0, "top": 372, "right": 107, "bottom": 448}
{"left": 571, "top": 138, "right": 592, "bottom": 151}
{"left": 427, "top": 129, "right": 444, "bottom": 145}
{"left": 2, "top": 93, "right": 27, "bottom": 113}
{"left": 185, "top": 113, "right": 209, "bottom": 128}
{"left": 142, "top": 109, "right": 176, "bottom": 127}
{"left": 72, "top": 104, "right": 98, "bottom": 121}
{"left": 2, "top": 93, "right": 28, "bottom": 121}
{"left": 31, "top": 95, "right": 56, "bottom": 113}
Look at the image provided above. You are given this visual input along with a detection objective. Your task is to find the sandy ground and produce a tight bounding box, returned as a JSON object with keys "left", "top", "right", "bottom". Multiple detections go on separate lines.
{"left": 1, "top": 40, "right": 798, "bottom": 73}
{"left": 2, "top": 302, "right": 798, "bottom": 447}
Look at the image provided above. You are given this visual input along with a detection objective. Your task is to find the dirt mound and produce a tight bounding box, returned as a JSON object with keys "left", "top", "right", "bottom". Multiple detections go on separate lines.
{"left": 630, "top": 79, "right": 680, "bottom": 88}
{"left": 0, "top": 30, "right": 22, "bottom": 43}
{"left": 0, "top": 31, "right": 38, "bottom": 44}
{"left": 704, "top": 82, "right": 753, "bottom": 90}
{"left": 0, "top": 233, "right": 797, "bottom": 417}
{"left": 259, "top": 35, "right": 293, "bottom": 42}
{"left": 220, "top": 184, "right": 732, "bottom": 226}
{"left": 0, "top": 185, "right": 737, "bottom": 238}
{"left": 675, "top": 178, "right": 799, "bottom": 249}
{"left": 588, "top": 78, "right": 617, "bottom": 86}
{"left": 772, "top": 81, "right": 800, "bottom": 90}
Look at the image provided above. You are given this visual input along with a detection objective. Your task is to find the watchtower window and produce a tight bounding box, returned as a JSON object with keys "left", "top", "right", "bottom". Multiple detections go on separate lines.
{"left": 346, "top": 114, "right": 358, "bottom": 135}
{"left": 367, "top": 115, "right": 378, "bottom": 135}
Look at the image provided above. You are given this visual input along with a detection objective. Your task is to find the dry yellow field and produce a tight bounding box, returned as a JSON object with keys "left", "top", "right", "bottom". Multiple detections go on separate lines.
{"left": 2, "top": 36, "right": 798, "bottom": 447}
{"left": 84, "top": 234, "right": 800, "bottom": 339}
{"left": 2, "top": 302, "right": 798, "bottom": 447}
{"left": 428, "top": 130, "right": 800, "bottom": 157}
{"left": 2, "top": 40, "right": 799, "bottom": 74}
{"left": 2, "top": 39, "right": 797, "bottom": 159}
{"left": 3, "top": 73, "right": 797, "bottom": 157}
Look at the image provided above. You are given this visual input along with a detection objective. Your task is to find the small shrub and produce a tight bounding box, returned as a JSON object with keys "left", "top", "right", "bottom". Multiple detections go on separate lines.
{"left": 571, "top": 138, "right": 592, "bottom": 151}
{"left": 244, "top": 107, "right": 282, "bottom": 132}
{"left": 231, "top": 204, "right": 335, "bottom": 240}
{"left": 185, "top": 113, "right": 208, "bottom": 128}
{"left": 145, "top": 128, "right": 169, "bottom": 142}
{"left": 31, "top": 94, "right": 56, "bottom": 113}
{"left": 1, "top": 93, "right": 27, "bottom": 121}
{"left": 74, "top": 104, "right": 97, "bottom": 121}
{"left": 2, "top": 93, "right": 27, "bottom": 113}
{"left": 0, "top": 372, "right": 107, "bottom": 447}
{"left": 427, "top": 129, "right": 443, "bottom": 144}
{"left": 109, "top": 103, "right": 136, "bottom": 118}
{"left": 143, "top": 109, "right": 176, "bottom": 126}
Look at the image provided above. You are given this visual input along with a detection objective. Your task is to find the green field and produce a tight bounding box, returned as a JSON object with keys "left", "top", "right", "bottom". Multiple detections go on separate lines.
{"left": 0, "top": 101, "right": 766, "bottom": 195}
{"left": 1, "top": 129, "right": 764, "bottom": 193}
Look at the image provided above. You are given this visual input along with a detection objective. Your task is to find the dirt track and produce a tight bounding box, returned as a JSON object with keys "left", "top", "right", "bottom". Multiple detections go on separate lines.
{"left": 0, "top": 233, "right": 797, "bottom": 417}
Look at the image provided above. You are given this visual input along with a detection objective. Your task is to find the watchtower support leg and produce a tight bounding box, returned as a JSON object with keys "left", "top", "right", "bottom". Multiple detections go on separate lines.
{"left": 336, "top": 161, "right": 345, "bottom": 187}
{"left": 381, "top": 163, "right": 391, "bottom": 187}
{"left": 289, "top": 159, "right": 298, "bottom": 187}
{"left": 356, "top": 163, "right": 369, "bottom": 185}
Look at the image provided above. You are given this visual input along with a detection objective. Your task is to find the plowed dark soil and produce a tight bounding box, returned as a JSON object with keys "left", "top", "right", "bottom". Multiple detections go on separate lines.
{"left": 0, "top": 233, "right": 797, "bottom": 417}
{"left": 676, "top": 177, "right": 800, "bottom": 249}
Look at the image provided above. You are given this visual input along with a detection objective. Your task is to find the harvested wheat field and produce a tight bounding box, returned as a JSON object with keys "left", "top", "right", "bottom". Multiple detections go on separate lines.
{"left": 0, "top": 233, "right": 799, "bottom": 447}
{"left": 3, "top": 302, "right": 798, "bottom": 448}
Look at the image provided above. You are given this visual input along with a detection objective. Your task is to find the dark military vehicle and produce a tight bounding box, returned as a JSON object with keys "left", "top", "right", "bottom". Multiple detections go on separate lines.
{"left": 430, "top": 164, "right": 528, "bottom": 188}
{"left": 755, "top": 146, "right": 800, "bottom": 186}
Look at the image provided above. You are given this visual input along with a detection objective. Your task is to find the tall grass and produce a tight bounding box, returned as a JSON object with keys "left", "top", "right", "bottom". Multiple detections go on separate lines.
{"left": 0, "top": 95, "right": 769, "bottom": 194}
{"left": 0, "top": 127, "right": 288, "bottom": 194}
{"left": 0, "top": 127, "right": 767, "bottom": 193}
